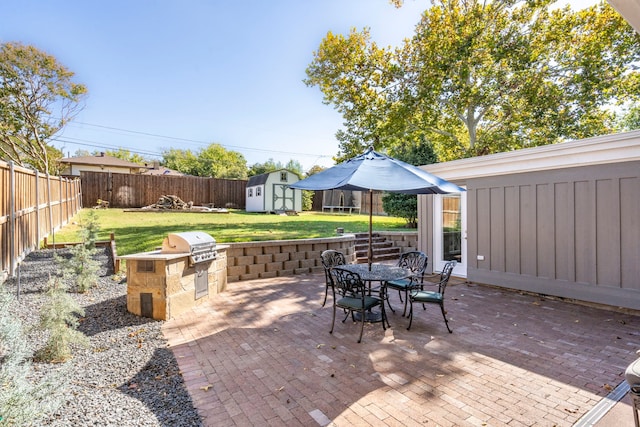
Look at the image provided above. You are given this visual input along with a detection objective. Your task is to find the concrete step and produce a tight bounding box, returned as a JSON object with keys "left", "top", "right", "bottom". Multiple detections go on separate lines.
{"left": 355, "top": 250, "right": 400, "bottom": 263}
{"left": 353, "top": 232, "right": 400, "bottom": 263}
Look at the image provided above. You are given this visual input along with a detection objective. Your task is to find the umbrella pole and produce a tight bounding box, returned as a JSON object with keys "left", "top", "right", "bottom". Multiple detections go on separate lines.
{"left": 368, "top": 189, "right": 373, "bottom": 271}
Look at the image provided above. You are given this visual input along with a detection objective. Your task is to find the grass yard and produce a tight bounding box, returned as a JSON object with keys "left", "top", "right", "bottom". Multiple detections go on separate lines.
{"left": 53, "top": 209, "right": 409, "bottom": 256}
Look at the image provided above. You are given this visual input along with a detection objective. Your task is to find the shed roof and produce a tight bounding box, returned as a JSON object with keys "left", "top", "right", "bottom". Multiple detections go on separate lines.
{"left": 247, "top": 169, "right": 299, "bottom": 187}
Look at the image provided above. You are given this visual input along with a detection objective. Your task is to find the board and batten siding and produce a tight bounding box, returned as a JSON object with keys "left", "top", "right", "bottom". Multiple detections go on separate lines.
{"left": 467, "top": 160, "right": 640, "bottom": 309}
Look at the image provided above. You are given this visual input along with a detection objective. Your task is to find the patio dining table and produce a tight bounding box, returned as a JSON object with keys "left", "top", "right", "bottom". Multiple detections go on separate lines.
{"left": 337, "top": 263, "right": 411, "bottom": 322}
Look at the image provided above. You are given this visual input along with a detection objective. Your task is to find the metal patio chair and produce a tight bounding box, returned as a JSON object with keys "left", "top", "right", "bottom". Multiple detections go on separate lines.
{"left": 406, "top": 260, "right": 456, "bottom": 333}
{"left": 329, "top": 267, "right": 387, "bottom": 343}
{"left": 384, "top": 251, "right": 428, "bottom": 316}
{"left": 320, "top": 250, "right": 346, "bottom": 307}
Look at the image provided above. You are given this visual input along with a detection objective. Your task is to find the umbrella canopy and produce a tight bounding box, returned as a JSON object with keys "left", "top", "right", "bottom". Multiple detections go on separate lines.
{"left": 290, "top": 147, "right": 465, "bottom": 267}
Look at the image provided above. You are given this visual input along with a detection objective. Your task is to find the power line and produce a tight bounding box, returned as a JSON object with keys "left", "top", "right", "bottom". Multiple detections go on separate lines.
{"left": 65, "top": 120, "right": 334, "bottom": 159}
{"left": 51, "top": 136, "right": 164, "bottom": 158}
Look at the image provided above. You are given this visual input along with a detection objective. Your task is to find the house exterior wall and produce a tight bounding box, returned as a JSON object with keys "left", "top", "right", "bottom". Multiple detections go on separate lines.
{"left": 418, "top": 130, "right": 640, "bottom": 311}
{"left": 63, "top": 164, "right": 135, "bottom": 176}
{"left": 466, "top": 160, "right": 640, "bottom": 310}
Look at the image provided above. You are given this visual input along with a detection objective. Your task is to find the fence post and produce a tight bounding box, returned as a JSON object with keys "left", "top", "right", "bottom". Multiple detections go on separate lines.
{"left": 8, "top": 162, "right": 15, "bottom": 277}
{"left": 35, "top": 169, "right": 41, "bottom": 246}
{"left": 46, "top": 172, "right": 54, "bottom": 246}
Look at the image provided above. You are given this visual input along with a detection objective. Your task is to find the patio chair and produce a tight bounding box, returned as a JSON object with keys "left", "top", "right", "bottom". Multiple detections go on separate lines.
{"left": 406, "top": 260, "right": 456, "bottom": 333}
{"left": 384, "top": 251, "right": 428, "bottom": 316}
{"left": 329, "top": 267, "right": 387, "bottom": 343}
{"left": 320, "top": 250, "right": 346, "bottom": 307}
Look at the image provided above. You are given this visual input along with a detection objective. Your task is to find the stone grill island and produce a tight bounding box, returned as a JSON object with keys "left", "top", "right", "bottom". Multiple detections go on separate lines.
{"left": 121, "top": 231, "right": 228, "bottom": 320}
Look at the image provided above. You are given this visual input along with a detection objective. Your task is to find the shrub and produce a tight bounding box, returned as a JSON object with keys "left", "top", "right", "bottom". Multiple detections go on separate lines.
{"left": 0, "top": 285, "right": 66, "bottom": 425}
{"left": 35, "top": 275, "right": 88, "bottom": 363}
{"left": 382, "top": 193, "right": 418, "bottom": 228}
{"left": 56, "top": 209, "right": 101, "bottom": 292}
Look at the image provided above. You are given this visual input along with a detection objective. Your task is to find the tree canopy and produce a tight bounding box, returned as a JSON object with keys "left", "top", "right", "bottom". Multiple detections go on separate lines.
{"left": 306, "top": 0, "right": 640, "bottom": 162}
{"left": 0, "top": 42, "right": 87, "bottom": 173}
{"left": 162, "top": 143, "right": 248, "bottom": 179}
{"left": 248, "top": 158, "right": 304, "bottom": 177}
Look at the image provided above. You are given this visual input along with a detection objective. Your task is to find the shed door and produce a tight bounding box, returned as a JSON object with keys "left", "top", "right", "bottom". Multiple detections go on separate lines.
{"left": 434, "top": 193, "right": 467, "bottom": 277}
{"left": 272, "top": 184, "right": 295, "bottom": 211}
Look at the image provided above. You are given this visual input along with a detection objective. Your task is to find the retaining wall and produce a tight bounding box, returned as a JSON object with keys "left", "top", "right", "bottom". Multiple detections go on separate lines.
{"left": 226, "top": 231, "right": 417, "bottom": 282}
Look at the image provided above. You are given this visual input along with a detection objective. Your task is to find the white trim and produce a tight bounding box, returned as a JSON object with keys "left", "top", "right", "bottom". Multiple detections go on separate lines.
{"left": 422, "top": 130, "right": 640, "bottom": 182}
{"left": 433, "top": 193, "right": 467, "bottom": 278}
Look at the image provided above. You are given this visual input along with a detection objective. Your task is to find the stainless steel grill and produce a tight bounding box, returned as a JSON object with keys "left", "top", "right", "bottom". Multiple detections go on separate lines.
{"left": 161, "top": 231, "right": 217, "bottom": 265}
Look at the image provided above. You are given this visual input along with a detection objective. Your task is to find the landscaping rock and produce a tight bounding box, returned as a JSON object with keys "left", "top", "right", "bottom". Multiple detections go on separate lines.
{"left": 3, "top": 247, "right": 203, "bottom": 427}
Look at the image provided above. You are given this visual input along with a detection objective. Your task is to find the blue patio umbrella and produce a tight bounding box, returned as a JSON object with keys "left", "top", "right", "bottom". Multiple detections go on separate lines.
{"left": 290, "top": 147, "right": 465, "bottom": 268}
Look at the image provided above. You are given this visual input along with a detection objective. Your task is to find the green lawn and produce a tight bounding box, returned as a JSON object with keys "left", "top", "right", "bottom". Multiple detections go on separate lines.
{"left": 53, "top": 209, "right": 409, "bottom": 256}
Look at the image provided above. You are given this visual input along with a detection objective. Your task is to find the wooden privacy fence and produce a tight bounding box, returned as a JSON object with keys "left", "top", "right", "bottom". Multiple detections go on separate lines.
{"left": 80, "top": 171, "right": 247, "bottom": 209}
{"left": 1, "top": 160, "right": 82, "bottom": 280}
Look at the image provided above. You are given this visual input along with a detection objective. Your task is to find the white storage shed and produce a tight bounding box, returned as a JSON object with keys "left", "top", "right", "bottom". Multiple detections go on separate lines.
{"left": 245, "top": 169, "right": 302, "bottom": 213}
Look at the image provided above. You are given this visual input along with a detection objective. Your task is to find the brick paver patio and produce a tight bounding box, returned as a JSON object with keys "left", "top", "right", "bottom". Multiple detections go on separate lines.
{"left": 162, "top": 273, "right": 640, "bottom": 426}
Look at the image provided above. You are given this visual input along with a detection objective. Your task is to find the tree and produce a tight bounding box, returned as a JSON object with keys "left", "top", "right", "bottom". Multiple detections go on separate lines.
{"left": 305, "top": 28, "right": 398, "bottom": 161}
{"left": 248, "top": 158, "right": 304, "bottom": 177}
{"left": 382, "top": 142, "right": 438, "bottom": 227}
{"left": 0, "top": 42, "right": 87, "bottom": 174}
{"left": 162, "top": 143, "right": 248, "bottom": 179}
{"left": 618, "top": 102, "right": 640, "bottom": 131}
{"left": 306, "top": 1, "right": 640, "bottom": 161}
{"left": 36, "top": 275, "right": 88, "bottom": 362}
{"left": 248, "top": 158, "right": 283, "bottom": 177}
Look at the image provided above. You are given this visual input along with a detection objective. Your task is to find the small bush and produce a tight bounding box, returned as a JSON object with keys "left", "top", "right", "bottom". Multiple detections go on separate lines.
{"left": 0, "top": 285, "right": 67, "bottom": 425}
{"left": 56, "top": 210, "right": 101, "bottom": 292}
{"left": 35, "top": 275, "right": 88, "bottom": 363}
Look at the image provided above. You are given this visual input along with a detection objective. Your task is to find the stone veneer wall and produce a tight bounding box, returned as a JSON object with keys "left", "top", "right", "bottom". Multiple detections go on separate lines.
{"left": 226, "top": 232, "right": 417, "bottom": 282}
{"left": 125, "top": 250, "right": 227, "bottom": 320}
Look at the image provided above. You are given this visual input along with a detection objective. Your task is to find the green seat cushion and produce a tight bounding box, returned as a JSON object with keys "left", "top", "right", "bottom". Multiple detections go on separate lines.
{"left": 386, "top": 278, "right": 413, "bottom": 289}
{"left": 411, "top": 290, "right": 443, "bottom": 303}
{"left": 337, "top": 295, "right": 380, "bottom": 310}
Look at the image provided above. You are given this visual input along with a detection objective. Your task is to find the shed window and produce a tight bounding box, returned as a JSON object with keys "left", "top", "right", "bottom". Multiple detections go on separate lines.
{"left": 256, "top": 187, "right": 262, "bottom": 196}
{"left": 248, "top": 188, "right": 253, "bottom": 197}
{"left": 280, "top": 172, "right": 287, "bottom": 182}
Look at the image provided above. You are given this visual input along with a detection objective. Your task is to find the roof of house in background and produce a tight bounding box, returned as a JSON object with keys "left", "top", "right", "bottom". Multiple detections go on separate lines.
{"left": 59, "top": 154, "right": 144, "bottom": 168}
{"left": 141, "top": 164, "right": 184, "bottom": 176}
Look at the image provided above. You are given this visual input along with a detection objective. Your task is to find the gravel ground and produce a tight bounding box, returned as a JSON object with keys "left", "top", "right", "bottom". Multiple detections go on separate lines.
{"left": 3, "top": 247, "right": 203, "bottom": 427}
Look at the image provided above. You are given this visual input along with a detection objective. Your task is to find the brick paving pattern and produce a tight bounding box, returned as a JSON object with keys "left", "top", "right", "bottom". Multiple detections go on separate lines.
{"left": 162, "top": 273, "right": 640, "bottom": 426}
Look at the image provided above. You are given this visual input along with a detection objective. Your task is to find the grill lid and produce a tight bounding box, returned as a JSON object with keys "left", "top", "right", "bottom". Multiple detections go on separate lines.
{"left": 161, "top": 232, "right": 217, "bottom": 263}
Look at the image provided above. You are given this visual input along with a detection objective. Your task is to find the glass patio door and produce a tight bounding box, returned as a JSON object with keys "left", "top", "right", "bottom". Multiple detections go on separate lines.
{"left": 433, "top": 192, "right": 467, "bottom": 277}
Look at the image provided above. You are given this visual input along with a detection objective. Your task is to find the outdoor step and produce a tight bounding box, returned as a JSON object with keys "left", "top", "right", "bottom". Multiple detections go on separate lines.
{"left": 355, "top": 244, "right": 396, "bottom": 254}
{"left": 354, "top": 241, "right": 393, "bottom": 251}
{"left": 355, "top": 251, "right": 400, "bottom": 263}
{"left": 353, "top": 232, "right": 381, "bottom": 239}
{"left": 355, "top": 248, "right": 400, "bottom": 259}
{"left": 352, "top": 232, "right": 401, "bottom": 264}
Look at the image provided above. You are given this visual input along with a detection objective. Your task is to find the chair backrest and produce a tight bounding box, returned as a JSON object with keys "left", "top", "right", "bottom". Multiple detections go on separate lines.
{"left": 331, "top": 267, "right": 366, "bottom": 297}
{"left": 397, "top": 251, "right": 428, "bottom": 282}
{"left": 321, "top": 250, "right": 346, "bottom": 287}
{"left": 437, "top": 261, "right": 456, "bottom": 295}
{"left": 321, "top": 250, "right": 346, "bottom": 269}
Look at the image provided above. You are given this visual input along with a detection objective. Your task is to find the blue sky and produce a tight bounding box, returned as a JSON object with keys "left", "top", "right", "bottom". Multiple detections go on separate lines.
{"left": 3, "top": 0, "right": 597, "bottom": 172}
